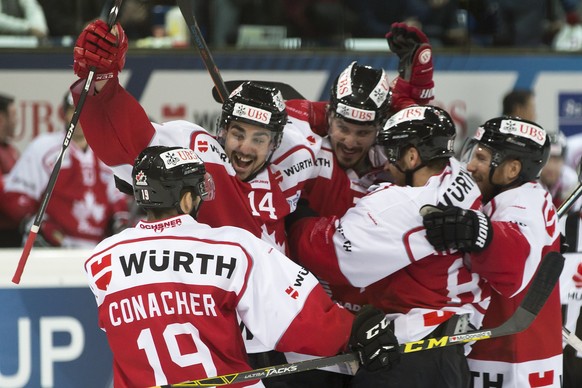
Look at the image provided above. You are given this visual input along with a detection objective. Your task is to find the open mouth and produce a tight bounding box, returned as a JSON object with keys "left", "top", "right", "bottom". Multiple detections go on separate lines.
{"left": 232, "top": 153, "right": 254, "bottom": 172}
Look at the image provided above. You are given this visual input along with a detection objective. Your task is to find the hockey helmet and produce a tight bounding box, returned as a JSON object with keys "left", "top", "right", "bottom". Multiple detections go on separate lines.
{"left": 329, "top": 61, "right": 391, "bottom": 127}
{"left": 378, "top": 105, "right": 456, "bottom": 164}
{"left": 219, "top": 81, "right": 287, "bottom": 150}
{"left": 464, "top": 116, "right": 550, "bottom": 182}
{"left": 132, "top": 146, "right": 214, "bottom": 209}
{"left": 548, "top": 130, "right": 567, "bottom": 158}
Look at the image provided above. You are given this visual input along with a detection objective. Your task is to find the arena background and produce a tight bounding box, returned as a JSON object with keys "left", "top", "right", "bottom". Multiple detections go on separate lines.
{"left": 2, "top": 47, "right": 582, "bottom": 387}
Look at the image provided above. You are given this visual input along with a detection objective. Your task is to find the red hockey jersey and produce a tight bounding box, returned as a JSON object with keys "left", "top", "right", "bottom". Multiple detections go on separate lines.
{"left": 84, "top": 214, "right": 353, "bottom": 388}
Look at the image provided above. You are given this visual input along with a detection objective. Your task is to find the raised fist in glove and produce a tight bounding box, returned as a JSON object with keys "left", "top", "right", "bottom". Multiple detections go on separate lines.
{"left": 386, "top": 22, "right": 434, "bottom": 108}
{"left": 349, "top": 305, "right": 400, "bottom": 372}
{"left": 74, "top": 19, "right": 128, "bottom": 81}
{"left": 420, "top": 204, "right": 493, "bottom": 252}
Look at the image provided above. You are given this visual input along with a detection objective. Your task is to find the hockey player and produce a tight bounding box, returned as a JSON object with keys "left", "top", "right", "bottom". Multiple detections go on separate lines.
{"left": 71, "top": 19, "right": 325, "bottom": 388}
{"left": 283, "top": 22, "right": 434, "bottom": 317}
{"left": 422, "top": 116, "right": 563, "bottom": 387}
{"left": 286, "top": 22, "right": 434, "bottom": 218}
{"left": 2, "top": 91, "right": 130, "bottom": 247}
{"left": 0, "top": 93, "right": 21, "bottom": 247}
{"left": 71, "top": 20, "right": 319, "bottom": 256}
{"left": 84, "top": 145, "right": 400, "bottom": 388}
{"left": 287, "top": 105, "right": 490, "bottom": 387}
{"left": 540, "top": 130, "right": 579, "bottom": 211}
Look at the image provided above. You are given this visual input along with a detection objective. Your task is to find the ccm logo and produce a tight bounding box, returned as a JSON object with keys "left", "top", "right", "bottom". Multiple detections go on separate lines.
{"left": 366, "top": 316, "right": 389, "bottom": 339}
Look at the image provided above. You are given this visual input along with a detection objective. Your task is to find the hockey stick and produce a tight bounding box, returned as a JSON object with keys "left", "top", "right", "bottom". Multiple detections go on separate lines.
{"left": 554, "top": 181, "right": 582, "bottom": 351}
{"left": 175, "top": 0, "right": 306, "bottom": 104}
{"left": 176, "top": 0, "right": 228, "bottom": 102}
{"left": 211, "top": 80, "right": 307, "bottom": 103}
{"left": 152, "top": 251, "right": 564, "bottom": 387}
{"left": 11, "top": 0, "right": 123, "bottom": 285}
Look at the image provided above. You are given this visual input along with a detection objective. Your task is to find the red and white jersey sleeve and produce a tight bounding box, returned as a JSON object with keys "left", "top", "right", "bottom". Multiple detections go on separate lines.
{"left": 472, "top": 182, "right": 560, "bottom": 297}
{"left": 71, "top": 78, "right": 320, "bottom": 254}
{"left": 84, "top": 215, "right": 352, "bottom": 388}
{"left": 467, "top": 182, "right": 562, "bottom": 388}
{"left": 288, "top": 159, "right": 488, "bottom": 342}
{"left": 3, "top": 132, "right": 123, "bottom": 246}
{"left": 289, "top": 158, "right": 481, "bottom": 287}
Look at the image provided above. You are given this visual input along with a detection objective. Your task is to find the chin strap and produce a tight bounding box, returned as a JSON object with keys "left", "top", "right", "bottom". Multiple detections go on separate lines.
{"left": 392, "top": 161, "right": 426, "bottom": 186}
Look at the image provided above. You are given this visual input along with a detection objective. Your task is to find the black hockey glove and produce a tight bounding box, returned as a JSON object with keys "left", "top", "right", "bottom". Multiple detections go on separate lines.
{"left": 284, "top": 197, "right": 318, "bottom": 232}
{"left": 349, "top": 305, "right": 400, "bottom": 372}
{"left": 420, "top": 204, "right": 493, "bottom": 252}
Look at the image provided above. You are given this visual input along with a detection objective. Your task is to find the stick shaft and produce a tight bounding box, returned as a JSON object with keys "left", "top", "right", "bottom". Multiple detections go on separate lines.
{"left": 156, "top": 252, "right": 564, "bottom": 387}
{"left": 176, "top": 0, "right": 228, "bottom": 103}
{"left": 12, "top": 0, "right": 123, "bottom": 284}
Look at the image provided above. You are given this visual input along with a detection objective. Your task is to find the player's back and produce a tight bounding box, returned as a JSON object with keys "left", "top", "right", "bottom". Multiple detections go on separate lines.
{"left": 84, "top": 215, "right": 263, "bottom": 388}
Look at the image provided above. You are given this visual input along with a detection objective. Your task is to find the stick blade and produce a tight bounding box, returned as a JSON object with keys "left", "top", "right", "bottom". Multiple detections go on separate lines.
{"left": 211, "top": 80, "right": 306, "bottom": 103}
{"left": 521, "top": 251, "right": 564, "bottom": 316}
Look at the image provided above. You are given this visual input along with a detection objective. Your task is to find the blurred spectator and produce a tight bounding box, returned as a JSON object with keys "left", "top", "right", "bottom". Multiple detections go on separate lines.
{"left": 209, "top": 0, "right": 282, "bottom": 47}
{"left": 490, "top": 0, "right": 581, "bottom": 47}
{"left": 38, "top": 0, "right": 103, "bottom": 38}
{"left": 346, "top": 0, "right": 419, "bottom": 38}
{"left": 540, "top": 131, "right": 580, "bottom": 211}
{"left": 414, "top": 0, "right": 468, "bottom": 46}
{"left": 0, "top": 93, "right": 21, "bottom": 247}
{"left": 283, "top": 0, "right": 357, "bottom": 45}
{"left": 502, "top": 88, "right": 537, "bottom": 119}
{"left": 0, "top": 0, "right": 48, "bottom": 38}
{"left": 2, "top": 91, "right": 131, "bottom": 248}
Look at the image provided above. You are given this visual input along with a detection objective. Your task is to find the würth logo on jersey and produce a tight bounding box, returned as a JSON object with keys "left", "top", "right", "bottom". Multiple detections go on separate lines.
{"left": 285, "top": 286, "right": 299, "bottom": 299}
{"left": 283, "top": 158, "right": 313, "bottom": 177}
{"left": 273, "top": 170, "right": 283, "bottom": 183}
{"left": 197, "top": 140, "right": 209, "bottom": 152}
{"left": 87, "top": 254, "right": 112, "bottom": 291}
{"left": 120, "top": 249, "right": 237, "bottom": 278}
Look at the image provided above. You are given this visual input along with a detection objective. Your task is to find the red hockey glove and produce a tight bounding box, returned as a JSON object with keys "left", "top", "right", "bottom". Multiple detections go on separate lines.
{"left": 420, "top": 204, "right": 493, "bottom": 252}
{"left": 573, "top": 262, "right": 582, "bottom": 288}
{"left": 349, "top": 305, "right": 400, "bottom": 372}
{"left": 73, "top": 19, "right": 128, "bottom": 81}
{"left": 386, "top": 22, "right": 434, "bottom": 106}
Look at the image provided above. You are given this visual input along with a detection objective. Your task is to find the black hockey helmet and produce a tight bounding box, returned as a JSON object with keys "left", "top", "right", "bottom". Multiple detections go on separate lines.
{"left": 329, "top": 61, "right": 391, "bottom": 127}
{"left": 548, "top": 130, "right": 567, "bottom": 158}
{"left": 463, "top": 116, "right": 550, "bottom": 182}
{"left": 378, "top": 105, "right": 456, "bottom": 164}
{"left": 132, "top": 146, "right": 214, "bottom": 210}
{"left": 219, "top": 81, "right": 287, "bottom": 150}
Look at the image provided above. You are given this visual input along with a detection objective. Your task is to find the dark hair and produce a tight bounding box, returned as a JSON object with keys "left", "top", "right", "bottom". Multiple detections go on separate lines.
{"left": 502, "top": 89, "right": 534, "bottom": 116}
{"left": 0, "top": 93, "right": 15, "bottom": 114}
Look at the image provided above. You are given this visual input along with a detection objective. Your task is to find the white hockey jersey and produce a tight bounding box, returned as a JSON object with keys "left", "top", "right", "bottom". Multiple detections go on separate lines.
{"left": 84, "top": 215, "right": 353, "bottom": 388}
{"left": 467, "top": 182, "right": 563, "bottom": 388}
{"left": 289, "top": 158, "right": 489, "bottom": 343}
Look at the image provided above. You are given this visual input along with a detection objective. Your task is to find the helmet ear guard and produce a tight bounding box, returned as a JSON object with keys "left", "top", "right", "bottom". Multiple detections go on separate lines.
{"left": 132, "top": 146, "right": 214, "bottom": 210}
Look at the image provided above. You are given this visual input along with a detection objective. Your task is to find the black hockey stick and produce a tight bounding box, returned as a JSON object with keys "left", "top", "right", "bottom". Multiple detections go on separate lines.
{"left": 11, "top": 0, "right": 123, "bottom": 284}
{"left": 211, "top": 80, "right": 306, "bottom": 103}
{"left": 176, "top": 0, "right": 228, "bottom": 102}
{"left": 175, "top": 0, "right": 306, "bottom": 104}
{"left": 153, "top": 251, "right": 564, "bottom": 387}
{"left": 554, "top": 175, "right": 582, "bottom": 350}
